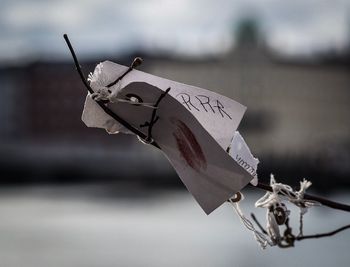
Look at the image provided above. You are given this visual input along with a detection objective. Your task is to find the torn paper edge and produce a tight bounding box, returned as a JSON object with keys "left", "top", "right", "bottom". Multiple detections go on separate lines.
{"left": 229, "top": 131, "right": 259, "bottom": 186}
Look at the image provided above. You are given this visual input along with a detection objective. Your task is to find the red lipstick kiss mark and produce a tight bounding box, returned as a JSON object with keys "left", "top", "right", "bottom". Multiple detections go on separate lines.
{"left": 171, "top": 118, "right": 207, "bottom": 172}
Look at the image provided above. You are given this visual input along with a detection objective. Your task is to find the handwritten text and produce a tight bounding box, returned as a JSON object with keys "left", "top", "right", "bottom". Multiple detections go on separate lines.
{"left": 176, "top": 93, "right": 232, "bottom": 120}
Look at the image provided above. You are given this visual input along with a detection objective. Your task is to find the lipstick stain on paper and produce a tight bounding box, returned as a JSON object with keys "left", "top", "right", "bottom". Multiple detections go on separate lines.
{"left": 171, "top": 118, "right": 206, "bottom": 172}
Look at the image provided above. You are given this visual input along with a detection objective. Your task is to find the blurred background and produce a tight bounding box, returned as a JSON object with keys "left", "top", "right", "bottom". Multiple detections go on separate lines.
{"left": 0, "top": 0, "right": 349, "bottom": 266}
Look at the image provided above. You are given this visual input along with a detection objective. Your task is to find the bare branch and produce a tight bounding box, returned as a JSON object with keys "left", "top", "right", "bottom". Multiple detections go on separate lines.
{"left": 63, "top": 34, "right": 160, "bottom": 149}
{"left": 297, "top": 224, "right": 350, "bottom": 241}
{"left": 250, "top": 213, "right": 268, "bottom": 235}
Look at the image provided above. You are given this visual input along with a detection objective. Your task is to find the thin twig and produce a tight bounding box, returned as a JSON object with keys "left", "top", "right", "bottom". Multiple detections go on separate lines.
{"left": 250, "top": 213, "right": 268, "bottom": 234}
{"left": 298, "top": 212, "right": 304, "bottom": 237}
{"left": 145, "top": 87, "right": 171, "bottom": 142}
{"left": 296, "top": 224, "right": 350, "bottom": 241}
{"left": 106, "top": 57, "right": 143, "bottom": 88}
{"left": 63, "top": 34, "right": 93, "bottom": 94}
{"left": 63, "top": 34, "right": 160, "bottom": 149}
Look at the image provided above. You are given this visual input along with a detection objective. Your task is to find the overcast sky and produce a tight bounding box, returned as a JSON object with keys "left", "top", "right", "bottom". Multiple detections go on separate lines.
{"left": 0, "top": 0, "right": 349, "bottom": 64}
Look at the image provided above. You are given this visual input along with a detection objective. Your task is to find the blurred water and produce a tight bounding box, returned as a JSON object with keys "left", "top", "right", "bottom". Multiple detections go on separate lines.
{"left": 0, "top": 185, "right": 349, "bottom": 267}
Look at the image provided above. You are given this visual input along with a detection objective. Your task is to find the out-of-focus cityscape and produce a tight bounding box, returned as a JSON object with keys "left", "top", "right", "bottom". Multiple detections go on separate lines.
{"left": 1, "top": 2, "right": 350, "bottom": 189}
{"left": 0, "top": 1, "right": 349, "bottom": 266}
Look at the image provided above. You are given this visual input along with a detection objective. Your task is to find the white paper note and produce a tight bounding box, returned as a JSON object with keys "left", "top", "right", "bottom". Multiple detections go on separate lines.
{"left": 84, "top": 61, "right": 246, "bottom": 150}
{"left": 82, "top": 61, "right": 253, "bottom": 214}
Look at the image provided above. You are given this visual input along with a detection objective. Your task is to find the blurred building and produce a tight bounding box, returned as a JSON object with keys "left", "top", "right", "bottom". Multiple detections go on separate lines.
{"left": 0, "top": 62, "right": 172, "bottom": 184}
{"left": 0, "top": 23, "right": 349, "bottom": 189}
{"left": 146, "top": 21, "right": 350, "bottom": 189}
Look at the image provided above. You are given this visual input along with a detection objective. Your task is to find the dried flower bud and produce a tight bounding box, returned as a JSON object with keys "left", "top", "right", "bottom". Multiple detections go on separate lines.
{"left": 131, "top": 57, "right": 143, "bottom": 68}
